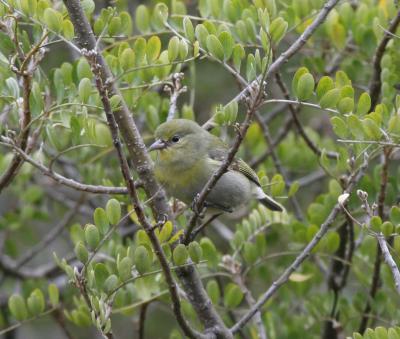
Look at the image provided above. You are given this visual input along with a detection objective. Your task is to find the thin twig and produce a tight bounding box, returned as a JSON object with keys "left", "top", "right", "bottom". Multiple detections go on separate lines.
{"left": 274, "top": 72, "right": 339, "bottom": 159}
{"left": 203, "top": 0, "right": 340, "bottom": 129}
{"left": 165, "top": 73, "right": 187, "bottom": 121}
{"left": 253, "top": 112, "right": 304, "bottom": 220}
{"left": 15, "top": 197, "right": 83, "bottom": 268}
{"left": 0, "top": 140, "right": 130, "bottom": 194}
{"left": 184, "top": 82, "right": 267, "bottom": 243}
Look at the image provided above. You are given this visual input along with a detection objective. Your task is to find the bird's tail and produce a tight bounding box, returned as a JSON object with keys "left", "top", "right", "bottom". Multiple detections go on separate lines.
{"left": 259, "top": 195, "right": 283, "bottom": 211}
{"left": 254, "top": 186, "right": 283, "bottom": 211}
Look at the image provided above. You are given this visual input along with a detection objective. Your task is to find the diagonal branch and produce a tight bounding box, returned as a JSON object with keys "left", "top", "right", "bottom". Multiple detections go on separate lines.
{"left": 62, "top": 1, "right": 230, "bottom": 336}
{"left": 368, "top": 10, "right": 400, "bottom": 109}
{"left": 377, "top": 233, "right": 400, "bottom": 295}
{"left": 231, "top": 154, "right": 369, "bottom": 334}
{"left": 202, "top": 0, "right": 340, "bottom": 130}
{"left": 274, "top": 72, "right": 339, "bottom": 159}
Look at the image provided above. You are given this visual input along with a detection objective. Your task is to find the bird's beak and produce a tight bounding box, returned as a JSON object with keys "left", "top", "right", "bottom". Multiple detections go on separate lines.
{"left": 148, "top": 139, "right": 167, "bottom": 152}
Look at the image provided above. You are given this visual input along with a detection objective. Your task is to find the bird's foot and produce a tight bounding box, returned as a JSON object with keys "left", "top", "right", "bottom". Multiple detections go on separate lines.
{"left": 191, "top": 193, "right": 205, "bottom": 217}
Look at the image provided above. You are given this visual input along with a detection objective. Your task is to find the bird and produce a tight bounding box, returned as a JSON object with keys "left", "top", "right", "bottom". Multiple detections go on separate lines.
{"left": 148, "top": 119, "right": 283, "bottom": 213}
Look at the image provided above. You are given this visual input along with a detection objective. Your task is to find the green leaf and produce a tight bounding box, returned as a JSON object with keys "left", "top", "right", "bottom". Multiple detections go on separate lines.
{"left": 62, "top": 19, "right": 74, "bottom": 40}
{"left": 183, "top": 17, "right": 195, "bottom": 42}
{"left": 43, "top": 8, "right": 62, "bottom": 32}
{"left": 382, "top": 221, "right": 393, "bottom": 237}
{"left": 325, "top": 232, "right": 340, "bottom": 253}
{"left": 270, "top": 17, "right": 288, "bottom": 44}
{"left": 173, "top": 244, "right": 189, "bottom": 266}
{"left": 84, "top": 223, "right": 100, "bottom": 250}
{"left": 224, "top": 283, "right": 243, "bottom": 308}
{"left": 94, "top": 263, "right": 109, "bottom": 289}
{"left": 136, "top": 5, "right": 150, "bottom": 33}
{"left": 271, "top": 174, "right": 285, "bottom": 197}
{"left": 260, "top": 28, "right": 270, "bottom": 52}
{"left": 188, "top": 242, "right": 202, "bottom": 264}
{"left": 117, "top": 257, "right": 133, "bottom": 281}
{"left": 120, "top": 48, "right": 135, "bottom": 71}
{"left": 146, "top": 36, "right": 161, "bottom": 63}
{"left": 337, "top": 97, "right": 354, "bottom": 114}
{"left": 206, "top": 280, "right": 220, "bottom": 304}
{"left": 370, "top": 216, "right": 382, "bottom": 232}
{"left": 48, "top": 284, "right": 59, "bottom": 307}
{"left": 390, "top": 206, "right": 400, "bottom": 225}
{"left": 356, "top": 92, "right": 371, "bottom": 115}
{"left": 200, "top": 237, "right": 218, "bottom": 266}
{"left": 104, "top": 275, "right": 119, "bottom": 294}
{"left": 288, "top": 181, "right": 300, "bottom": 197}
{"left": 296, "top": 73, "right": 315, "bottom": 101}
{"left": 8, "top": 295, "right": 28, "bottom": 321}
{"left": 93, "top": 207, "right": 109, "bottom": 234}
{"left": 362, "top": 118, "right": 382, "bottom": 140}
{"left": 27, "top": 289, "right": 45, "bottom": 316}
{"left": 224, "top": 100, "right": 238, "bottom": 124}
{"left": 158, "top": 221, "right": 173, "bottom": 243}
{"left": 195, "top": 24, "right": 209, "bottom": 48}
{"left": 292, "top": 67, "right": 309, "bottom": 97}
{"left": 218, "top": 31, "right": 234, "bottom": 60}
{"left": 81, "top": 0, "right": 95, "bottom": 16}
{"left": 108, "top": 17, "right": 122, "bottom": 36}
{"left": 168, "top": 36, "right": 180, "bottom": 62}
{"left": 106, "top": 199, "right": 121, "bottom": 225}
{"left": 319, "top": 88, "right": 340, "bottom": 109}
{"left": 242, "top": 242, "right": 258, "bottom": 264}
{"left": 347, "top": 114, "right": 364, "bottom": 139}
{"left": 134, "top": 245, "right": 152, "bottom": 274}
{"left": 232, "top": 44, "right": 245, "bottom": 71}
{"left": 78, "top": 78, "right": 92, "bottom": 103}
{"left": 74, "top": 241, "right": 89, "bottom": 263}
{"left": 316, "top": 76, "right": 334, "bottom": 100}
{"left": 120, "top": 11, "right": 132, "bottom": 35}
{"left": 179, "top": 40, "right": 189, "bottom": 60}
{"left": 388, "top": 115, "right": 400, "bottom": 135}
{"left": 206, "top": 34, "right": 225, "bottom": 61}
{"left": 134, "top": 37, "right": 147, "bottom": 64}
{"left": 77, "top": 58, "right": 92, "bottom": 79}
{"left": 330, "top": 116, "right": 348, "bottom": 138}
{"left": 335, "top": 70, "right": 351, "bottom": 87}
{"left": 152, "top": 3, "right": 169, "bottom": 28}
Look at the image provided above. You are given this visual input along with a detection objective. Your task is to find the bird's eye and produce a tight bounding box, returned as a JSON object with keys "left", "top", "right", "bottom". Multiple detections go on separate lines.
{"left": 171, "top": 135, "right": 180, "bottom": 143}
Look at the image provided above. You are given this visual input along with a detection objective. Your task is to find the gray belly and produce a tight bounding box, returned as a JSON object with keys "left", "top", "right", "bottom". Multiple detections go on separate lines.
{"left": 166, "top": 171, "right": 252, "bottom": 211}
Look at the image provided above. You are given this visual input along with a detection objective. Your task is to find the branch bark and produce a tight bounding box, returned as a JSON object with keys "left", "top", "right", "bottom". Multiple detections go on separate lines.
{"left": 368, "top": 10, "right": 400, "bottom": 109}
{"left": 56, "top": 2, "right": 231, "bottom": 336}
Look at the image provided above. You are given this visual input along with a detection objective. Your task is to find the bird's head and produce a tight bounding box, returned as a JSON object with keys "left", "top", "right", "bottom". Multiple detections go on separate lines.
{"left": 148, "top": 119, "right": 206, "bottom": 162}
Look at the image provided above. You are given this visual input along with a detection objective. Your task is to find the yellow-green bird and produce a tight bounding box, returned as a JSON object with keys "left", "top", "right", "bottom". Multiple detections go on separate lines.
{"left": 148, "top": 119, "right": 283, "bottom": 213}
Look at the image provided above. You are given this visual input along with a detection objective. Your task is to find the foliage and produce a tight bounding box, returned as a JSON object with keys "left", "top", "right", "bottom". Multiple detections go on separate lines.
{"left": 0, "top": 0, "right": 399, "bottom": 338}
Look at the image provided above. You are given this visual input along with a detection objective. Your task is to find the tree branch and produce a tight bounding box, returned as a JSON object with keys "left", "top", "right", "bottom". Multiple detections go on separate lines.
{"left": 165, "top": 73, "right": 187, "bottom": 121}
{"left": 0, "top": 139, "right": 131, "bottom": 194}
{"left": 203, "top": 0, "right": 340, "bottom": 130}
{"left": 377, "top": 233, "right": 400, "bottom": 295}
{"left": 274, "top": 72, "right": 339, "bottom": 159}
{"left": 62, "top": 2, "right": 229, "bottom": 335}
{"left": 359, "top": 147, "right": 391, "bottom": 332}
{"left": 231, "top": 154, "right": 368, "bottom": 334}
{"left": 368, "top": 10, "right": 400, "bottom": 109}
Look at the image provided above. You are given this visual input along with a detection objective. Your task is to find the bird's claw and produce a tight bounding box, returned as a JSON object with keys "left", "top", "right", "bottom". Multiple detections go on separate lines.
{"left": 191, "top": 193, "right": 205, "bottom": 217}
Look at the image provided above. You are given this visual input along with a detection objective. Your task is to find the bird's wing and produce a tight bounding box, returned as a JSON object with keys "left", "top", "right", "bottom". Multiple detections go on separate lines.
{"left": 208, "top": 142, "right": 261, "bottom": 187}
